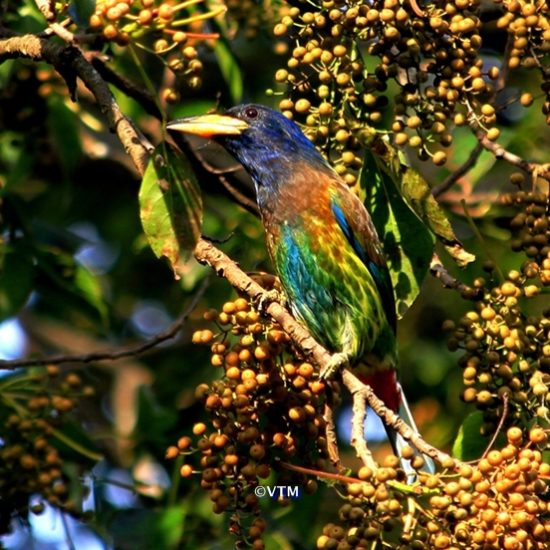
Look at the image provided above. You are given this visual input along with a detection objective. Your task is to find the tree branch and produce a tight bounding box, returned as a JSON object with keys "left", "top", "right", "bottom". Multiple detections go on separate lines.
{"left": 193, "top": 239, "right": 454, "bottom": 469}
{"left": 0, "top": 31, "right": 451, "bottom": 472}
{"left": 0, "top": 279, "right": 208, "bottom": 370}
{"left": 349, "top": 383, "right": 378, "bottom": 470}
{"left": 429, "top": 252, "right": 480, "bottom": 297}
{"left": 341, "top": 370, "right": 461, "bottom": 469}
{"left": 432, "top": 143, "right": 484, "bottom": 198}
{"left": 324, "top": 402, "right": 341, "bottom": 467}
{"left": 463, "top": 34, "right": 550, "bottom": 181}
{"left": 474, "top": 129, "right": 550, "bottom": 180}
{"left": 0, "top": 34, "right": 152, "bottom": 172}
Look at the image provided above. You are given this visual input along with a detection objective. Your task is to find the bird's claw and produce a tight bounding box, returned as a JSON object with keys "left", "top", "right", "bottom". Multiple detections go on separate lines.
{"left": 254, "top": 289, "right": 286, "bottom": 313}
{"left": 319, "top": 352, "right": 350, "bottom": 380}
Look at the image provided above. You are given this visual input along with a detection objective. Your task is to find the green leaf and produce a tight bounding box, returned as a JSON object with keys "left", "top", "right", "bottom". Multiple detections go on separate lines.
{"left": 362, "top": 150, "right": 434, "bottom": 318}
{"left": 139, "top": 143, "right": 203, "bottom": 278}
{"left": 47, "top": 94, "right": 82, "bottom": 174}
{"left": 73, "top": 262, "right": 108, "bottom": 321}
{"left": 0, "top": 59, "right": 14, "bottom": 88}
{"left": 452, "top": 412, "right": 486, "bottom": 461}
{"left": 401, "top": 166, "right": 475, "bottom": 267}
{"left": 214, "top": 39, "right": 243, "bottom": 104}
{"left": 0, "top": 248, "right": 34, "bottom": 321}
{"left": 360, "top": 134, "right": 475, "bottom": 267}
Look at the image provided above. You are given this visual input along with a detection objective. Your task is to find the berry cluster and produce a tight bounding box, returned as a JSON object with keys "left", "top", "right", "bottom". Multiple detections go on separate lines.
{"left": 0, "top": 366, "right": 95, "bottom": 533}
{"left": 496, "top": 0, "right": 550, "bottom": 123}
{"left": 89, "top": 0, "right": 224, "bottom": 94}
{"left": 317, "top": 427, "right": 549, "bottom": 550}
{"left": 271, "top": 0, "right": 549, "bottom": 173}
{"left": 225, "top": 0, "right": 278, "bottom": 40}
{"left": 317, "top": 452, "right": 445, "bottom": 550}
{"left": 444, "top": 188, "right": 550, "bottom": 431}
{"left": 507, "top": 189, "right": 550, "bottom": 269}
{"left": 167, "top": 296, "right": 329, "bottom": 548}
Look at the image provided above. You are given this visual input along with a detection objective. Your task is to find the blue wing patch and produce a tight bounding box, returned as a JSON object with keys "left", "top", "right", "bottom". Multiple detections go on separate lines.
{"left": 331, "top": 201, "right": 397, "bottom": 332}
{"left": 332, "top": 202, "right": 367, "bottom": 263}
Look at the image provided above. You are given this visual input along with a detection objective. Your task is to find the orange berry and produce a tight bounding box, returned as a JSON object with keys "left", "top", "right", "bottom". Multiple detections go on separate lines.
{"left": 165, "top": 446, "right": 179, "bottom": 459}
{"left": 180, "top": 464, "right": 193, "bottom": 477}
{"left": 158, "top": 3, "right": 173, "bottom": 20}
{"left": 192, "top": 422, "right": 207, "bottom": 436}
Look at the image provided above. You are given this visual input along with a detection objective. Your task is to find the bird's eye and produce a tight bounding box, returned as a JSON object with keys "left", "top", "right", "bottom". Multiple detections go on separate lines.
{"left": 244, "top": 107, "right": 258, "bottom": 119}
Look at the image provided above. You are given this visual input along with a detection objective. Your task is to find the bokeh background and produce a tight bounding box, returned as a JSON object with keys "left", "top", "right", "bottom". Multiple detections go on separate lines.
{"left": 1, "top": 0, "right": 549, "bottom": 548}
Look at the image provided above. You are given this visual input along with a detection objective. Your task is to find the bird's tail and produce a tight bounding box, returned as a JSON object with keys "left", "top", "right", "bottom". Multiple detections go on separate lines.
{"left": 385, "top": 382, "right": 436, "bottom": 480}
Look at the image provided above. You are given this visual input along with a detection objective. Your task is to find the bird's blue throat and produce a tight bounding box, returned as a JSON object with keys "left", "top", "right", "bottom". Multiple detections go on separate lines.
{"left": 219, "top": 112, "right": 334, "bottom": 210}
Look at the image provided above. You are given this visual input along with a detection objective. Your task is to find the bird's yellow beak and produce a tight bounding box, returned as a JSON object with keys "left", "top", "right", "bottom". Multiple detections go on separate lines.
{"left": 167, "top": 114, "right": 249, "bottom": 138}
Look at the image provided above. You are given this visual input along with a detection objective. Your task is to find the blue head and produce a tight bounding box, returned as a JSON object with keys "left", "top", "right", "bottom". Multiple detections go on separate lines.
{"left": 168, "top": 104, "right": 332, "bottom": 209}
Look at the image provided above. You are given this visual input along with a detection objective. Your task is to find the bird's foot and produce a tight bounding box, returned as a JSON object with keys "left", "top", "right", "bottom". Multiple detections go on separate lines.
{"left": 319, "top": 352, "right": 351, "bottom": 380}
{"left": 254, "top": 289, "right": 287, "bottom": 313}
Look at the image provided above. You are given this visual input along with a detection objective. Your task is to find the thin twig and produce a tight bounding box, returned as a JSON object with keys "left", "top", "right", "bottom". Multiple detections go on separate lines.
{"left": 279, "top": 461, "right": 367, "bottom": 485}
{"left": 496, "top": 35, "right": 513, "bottom": 92}
{"left": 474, "top": 129, "right": 549, "bottom": 179}
{"left": 432, "top": 143, "right": 484, "bottom": 198}
{"left": 480, "top": 393, "right": 509, "bottom": 460}
{"left": 34, "top": 0, "right": 75, "bottom": 42}
{"left": 407, "top": 0, "right": 425, "bottom": 17}
{"left": 174, "top": 137, "right": 259, "bottom": 216}
{"left": 88, "top": 53, "right": 162, "bottom": 118}
{"left": 34, "top": 0, "right": 54, "bottom": 21}
{"left": 0, "top": 280, "right": 208, "bottom": 370}
{"left": 46, "top": 21, "right": 75, "bottom": 43}
{"left": 429, "top": 252, "right": 481, "bottom": 296}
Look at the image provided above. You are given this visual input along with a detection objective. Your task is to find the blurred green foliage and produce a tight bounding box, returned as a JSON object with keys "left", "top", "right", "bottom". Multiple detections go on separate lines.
{"left": 0, "top": 0, "right": 549, "bottom": 548}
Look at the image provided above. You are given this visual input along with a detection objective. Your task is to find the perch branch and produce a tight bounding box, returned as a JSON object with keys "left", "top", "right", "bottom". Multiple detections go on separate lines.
{"left": 0, "top": 32, "right": 453, "bottom": 472}
{"left": 350, "top": 384, "right": 377, "bottom": 470}
{"left": 324, "top": 403, "right": 341, "bottom": 467}
{"left": 193, "top": 239, "right": 457, "bottom": 469}
{"left": 341, "top": 370, "right": 461, "bottom": 469}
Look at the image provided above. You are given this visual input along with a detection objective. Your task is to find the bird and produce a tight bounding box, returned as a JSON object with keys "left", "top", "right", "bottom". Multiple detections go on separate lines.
{"left": 167, "top": 104, "right": 434, "bottom": 475}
